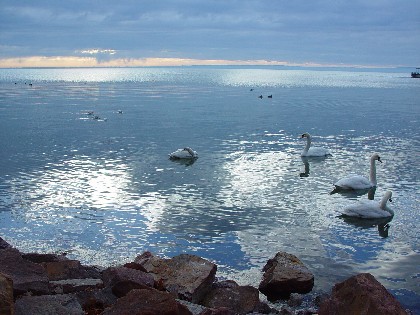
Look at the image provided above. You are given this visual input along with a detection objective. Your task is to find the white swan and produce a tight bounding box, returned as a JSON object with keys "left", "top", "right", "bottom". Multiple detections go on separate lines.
{"left": 334, "top": 153, "right": 382, "bottom": 190}
{"left": 339, "top": 191, "right": 393, "bottom": 218}
{"left": 300, "top": 133, "right": 331, "bottom": 157}
{"left": 169, "top": 147, "right": 198, "bottom": 159}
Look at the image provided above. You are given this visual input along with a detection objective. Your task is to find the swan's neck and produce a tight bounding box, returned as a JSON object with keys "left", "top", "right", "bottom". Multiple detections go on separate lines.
{"left": 379, "top": 196, "right": 388, "bottom": 210}
{"left": 369, "top": 157, "right": 377, "bottom": 185}
{"left": 303, "top": 136, "right": 311, "bottom": 153}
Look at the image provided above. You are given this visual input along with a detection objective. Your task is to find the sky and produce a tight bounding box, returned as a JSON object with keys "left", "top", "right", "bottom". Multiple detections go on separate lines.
{"left": 1, "top": 0, "right": 419, "bottom": 68}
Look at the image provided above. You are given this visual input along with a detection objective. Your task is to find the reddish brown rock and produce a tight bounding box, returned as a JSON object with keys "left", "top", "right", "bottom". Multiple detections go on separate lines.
{"left": 15, "top": 294, "right": 84, "bottom": 315}
{"left": 42, "top": 260, "right": 100, "bottom": 280}
{"left": 134, "top": 252, "right": 217, "bottom": 303}
{"left": 0, "top": 248, "right": 50, "bottom": 296}
{"left": 0, "top": 272, "right": 14, "bottom": 315}
{"left": 201, "top": 280, "right": 263, "bottom": 315}
{"left": 50, "top": 278, "right": 103, "bottom": 294}
{"left": 258, "top": 252, "right": 314, "bottom": 300}
{"left": 102, "top": 288, "right": 192, "bottom": 315}
{"left": 318, "top": 273, "right": 408, "bottom": 315}
{"left": 102, "top": 266, "right": 154, "bottom": 297}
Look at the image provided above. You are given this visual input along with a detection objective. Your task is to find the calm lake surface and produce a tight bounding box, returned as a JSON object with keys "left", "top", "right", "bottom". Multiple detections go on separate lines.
{"left": 0, "top": 67, "right": 419, "bottom": 311}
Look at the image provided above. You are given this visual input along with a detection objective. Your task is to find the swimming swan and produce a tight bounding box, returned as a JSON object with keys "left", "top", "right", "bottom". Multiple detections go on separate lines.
{"left": 300, "top": 133, "right": 331, "bottom": 157}
{"left": 169, "top": 147, "right": 198, "bottom": 159}
{"left": 339, "top": 191, "right": 393, "bottom": 218}
{"left": 334, "top": 153, "right": 382, "bottom": 190}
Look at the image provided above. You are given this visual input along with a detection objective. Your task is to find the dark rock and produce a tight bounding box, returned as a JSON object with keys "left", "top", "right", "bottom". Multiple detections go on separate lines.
{"left": 0, "top": 248, "right": 50, "bottom": 296}
{"left": 22, "top": 252, "right": 69, "bottom": 263}
{"left": 318, "top": 273, "right": 408, "bottom": 315}
{"left": 123, "top": 261, "right": 148, "bottom": 272}
{"left": 0, "top": 272, "right": 14, "bottom": 315}
{"left": 102, "top": 288, "right": 192, "bottom": 315}
{"left": 201, "top": 280, "right": 261, "bottom": 314}
{"left": 42, "top": 260, "right": 101, "bottom": 280}
{"left": 259, "top": 252, "right": 314, "bottom": 300}
{"left": 0, "top": 237, "right": 13, "bottom": 249}
{"left": 135, "top": 252, "right": 217, "bottom": 303}
{"left": 199, "top": 307, "right": 235, "bottom": 315}
{"left": 102, "top": 266, "right": 155, "bottom": 297}
{"left": 50, "top": 278, "right": 103, "bottom": 294}
{"left": 15, "top": 294, "right": 84, "bottom": 315}
{"left": 75, "top": 287, "right": 118, "bottom": 315}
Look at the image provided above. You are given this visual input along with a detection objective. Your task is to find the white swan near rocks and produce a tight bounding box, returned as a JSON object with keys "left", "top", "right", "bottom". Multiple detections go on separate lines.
{"left": 339, "top": 191, "right": 393, "bottom": 218}
{"left": 169, "top": 147, "right": 198, "bottom": 160}
{"left": 334, "top": 153, "right": 382, "bottom": 190}
{"left": 300, "top": 133, "right": 331, "bottom": 157}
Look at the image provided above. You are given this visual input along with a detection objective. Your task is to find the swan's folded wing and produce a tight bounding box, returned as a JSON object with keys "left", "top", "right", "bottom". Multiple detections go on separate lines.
{"left": 335, "top": 175, "right": 371, "bottom": 189}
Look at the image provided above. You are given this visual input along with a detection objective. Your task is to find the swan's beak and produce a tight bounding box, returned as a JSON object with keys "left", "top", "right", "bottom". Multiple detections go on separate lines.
{"left": 389, "top": 198, "right": 392, "bottom": 202}
{"left": 378, "top": 157, "right": 382, "bottom": 163}
{"left": 300, "top": 134, "right": 305, "bottom": 138}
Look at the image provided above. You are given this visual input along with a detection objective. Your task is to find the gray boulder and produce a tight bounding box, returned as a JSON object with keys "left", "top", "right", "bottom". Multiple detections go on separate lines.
{"left": 15, "top": 294, "right": 84, "bottom": 315}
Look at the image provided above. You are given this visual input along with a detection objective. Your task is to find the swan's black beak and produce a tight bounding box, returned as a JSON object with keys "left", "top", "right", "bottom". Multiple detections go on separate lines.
{"left": 389, "top": 198, "right": 392, "bottom": 202}
{"left": 378, "top": 157, "right": 382, "bottom": 163}
{"left": 301, "top": 134, "right": 305, "bottom": 138}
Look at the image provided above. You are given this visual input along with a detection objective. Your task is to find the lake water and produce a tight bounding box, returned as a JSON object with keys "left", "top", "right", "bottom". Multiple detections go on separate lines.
{"left": 0, "top": 67, "right": 419, "bottom": 311}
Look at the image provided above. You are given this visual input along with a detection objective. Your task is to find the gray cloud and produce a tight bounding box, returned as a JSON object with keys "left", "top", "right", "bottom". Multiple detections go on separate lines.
{"left": 1, "top": 0, "right": 419, "bottom": 66}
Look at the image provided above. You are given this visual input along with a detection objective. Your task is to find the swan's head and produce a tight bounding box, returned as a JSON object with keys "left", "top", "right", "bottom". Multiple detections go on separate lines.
{"left": 301, "top": 133, "right": 310, "bottom": 139}
{"left": 371, "top": 153, "right": 382, "bottom": 163}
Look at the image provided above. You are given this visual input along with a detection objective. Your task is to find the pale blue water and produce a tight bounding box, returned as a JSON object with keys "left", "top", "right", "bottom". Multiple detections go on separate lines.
{"left": 0, "top": 67, "right": 419, "bottom": 311}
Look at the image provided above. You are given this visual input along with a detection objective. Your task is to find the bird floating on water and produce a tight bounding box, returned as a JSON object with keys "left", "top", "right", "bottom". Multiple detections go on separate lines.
{"left": 169, "top": 147, "right": 198, "bottom": 160}
{"left": 334, "top": 153, "right": 382, "bottom": 190}
{"left": 300, "top": 133, "right": 331, "bottom": 157}
{"left": 338, "top": 191, "right": 393, "bottom": 219}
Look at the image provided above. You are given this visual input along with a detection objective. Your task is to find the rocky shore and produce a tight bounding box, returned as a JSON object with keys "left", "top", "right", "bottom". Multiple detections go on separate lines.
{"left": 0, "top": 236, "right": 410, "bottom": 315}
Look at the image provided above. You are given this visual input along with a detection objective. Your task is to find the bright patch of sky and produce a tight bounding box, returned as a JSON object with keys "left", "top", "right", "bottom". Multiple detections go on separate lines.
{"left": 0, "top": 0, "right": 419, "bottom": 67}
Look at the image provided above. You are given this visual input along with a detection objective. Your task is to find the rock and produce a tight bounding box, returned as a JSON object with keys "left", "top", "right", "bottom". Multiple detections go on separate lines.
{"left": 102, "top": 288, "right": 192, "bottom": 315}
{"left": 0, "top": 237, "right": 13, "bottom": 249}
{"left": 318, "top": 273, "right": 408, "bottom": 315}
{"left": 123, "top": 261, "right": 148, "bottom": 272}
{"left": 50, "top": 278, "right": 103, "bottom": 294}
{"left": 22, "top": 252, "right": 68, "bottom": 263}
{"left": 288, "top": 293, "right": 303, "bottom": 307}
{"left": 259, "top": 252, "right": 314, "bottom": 300}
{"left": 135, "top": 252, "right": 217, "bottom": 303}
{"left": 15, "top": 294, "right": 84, "bottom": 315}
{"left": 199, "top": 307, "right": 235, "bottom": 315}
{"left": 0, "top": 272, "right": 14, "bottom": 315}
{"left": 42, "top": 260, "right": 101, "bottom": 280}
{"left": 0, "top": 248, "right": 50, "bottom": 296}
{"left": 75, "top": 287, "right": 118, "bottom": 315}
{"left": 201, "top": 280, "right": 261, "bottom": 314}
{"left": 102, "top": 266, "right": 155, "bottom": 297}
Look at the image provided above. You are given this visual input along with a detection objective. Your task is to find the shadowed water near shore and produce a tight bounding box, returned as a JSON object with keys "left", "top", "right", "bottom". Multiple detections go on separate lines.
{"left": 0, "top": 67, "right": 419, "bottom": 312}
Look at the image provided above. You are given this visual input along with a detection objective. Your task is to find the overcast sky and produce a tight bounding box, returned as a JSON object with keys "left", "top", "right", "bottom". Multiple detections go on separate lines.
{"left": 1, "top": 0, "right": 419, "bottom": 68}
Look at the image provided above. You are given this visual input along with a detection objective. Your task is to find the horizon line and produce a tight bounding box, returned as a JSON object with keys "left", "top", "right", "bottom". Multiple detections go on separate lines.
{"left": 0, "top": 56, "right": 407, "bottom": 69}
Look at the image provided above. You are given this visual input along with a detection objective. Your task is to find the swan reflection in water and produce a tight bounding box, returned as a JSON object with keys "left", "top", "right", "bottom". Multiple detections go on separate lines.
{"left": 299, "top": 156, "right": 330, "bottom": 178}
{"left": 340, "top": 215, "right": 393, "bottom": 238}
{"left": 169, "top": 157, "right": 197, "bottom": 166}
